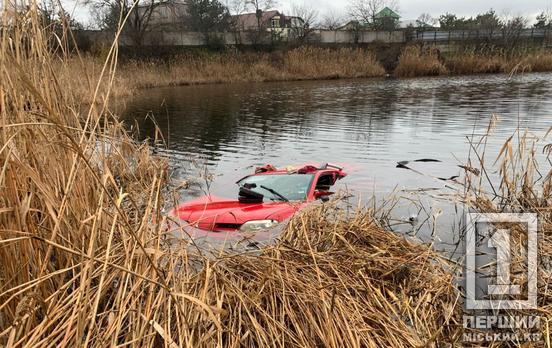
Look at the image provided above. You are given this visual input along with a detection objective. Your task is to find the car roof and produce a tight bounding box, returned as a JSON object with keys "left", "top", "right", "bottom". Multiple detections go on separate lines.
{"left": 237, "top": 164, "right": 345, "bottom": 182}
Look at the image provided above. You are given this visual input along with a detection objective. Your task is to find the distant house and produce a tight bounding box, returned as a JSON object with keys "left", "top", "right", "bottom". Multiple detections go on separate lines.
{"left": 375, "top": 7, "right": 400, "bottom": 21}
{"left": 337, "top": 8, "right": 401, "bottom": 31}
{"left": 137, "top": 0, "right": 189, "bottom": 30}
{"left": 232, "top": 10, "right": 304, "bottom": 33}
{"left": 374, "top": 7, "right": 400, "bottom": 30}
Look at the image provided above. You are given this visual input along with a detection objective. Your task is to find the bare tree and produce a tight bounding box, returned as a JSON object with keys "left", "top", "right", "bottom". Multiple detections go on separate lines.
{"left": 348, "top": 0, "right": 398, "bottom": 26}
{"left": 225, "top": 0, "right": 245, "bottom": 14}
{"left": 500, "top": 11, "right": 528, "bottom": 47}
{"left": 320, "top": 12, "right": 344, "bottom": 30}
{"left": 416, "top": 13, "right": 435, "bottom": 28}
{"left": 290, "top": 3, "right": 318, "bottom": 42}
{"left": 89, "top": 0, "right": 181, "bottom": 46}
{"left": 245, "top": 0, "right": 277, "bottom": 32}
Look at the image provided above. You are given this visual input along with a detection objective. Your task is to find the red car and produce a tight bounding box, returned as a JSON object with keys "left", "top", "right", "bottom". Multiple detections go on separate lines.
{"left": 170, "top": 164, "right": 347, "bottom": 233}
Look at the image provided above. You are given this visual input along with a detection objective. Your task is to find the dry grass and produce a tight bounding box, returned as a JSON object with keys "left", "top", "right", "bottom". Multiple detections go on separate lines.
{"left": 284, "top": 46, "right": 386, "bottom": 79}
{"left": 515, "top": 52, "right": 552, "bottom": 73}
{"left": 0, "top": 4, "right": 464, "bottom": 348}
{"left": 444, "top": 48, "right": 552, "bottom": 76}
{"left": 395, "top": 45, "right": 552, "bottom": 77}
{"left": 63, "top": 48, "right": 386, "bottom": 102}
{"left": 112, "top": 47, "right": 385, "bottom": 91}
{"left": 460, "top": 121, "right": 552, "bottom": 343}
{"left": 61, "top": 46, "right": 552, "bottom": 102}
{"left": 394, "top": 46, "right": 449, "bottom": 78}
{"left": 445, "top": 49, "right": 506, "bottom": 75}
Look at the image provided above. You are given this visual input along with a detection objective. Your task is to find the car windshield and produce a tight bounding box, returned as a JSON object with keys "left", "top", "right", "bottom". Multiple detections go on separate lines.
{"left": 238, "top": 174, "right": 314, "bottom": 201}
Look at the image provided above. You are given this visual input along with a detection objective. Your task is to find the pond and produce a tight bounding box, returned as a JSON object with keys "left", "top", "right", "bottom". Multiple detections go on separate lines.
{"left": 121, "top": 72, "right": 552, "bottom": 250}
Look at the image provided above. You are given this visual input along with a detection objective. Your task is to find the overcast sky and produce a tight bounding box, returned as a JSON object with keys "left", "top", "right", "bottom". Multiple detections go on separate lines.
{"left": 279, "top": 0, "right": 552, "bottom": 22}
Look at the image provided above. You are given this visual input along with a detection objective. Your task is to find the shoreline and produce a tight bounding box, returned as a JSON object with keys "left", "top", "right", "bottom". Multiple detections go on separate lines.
{"left": 63, "top": 46, "right": 552, "bottom": 103}
{"left": 111, "top": 47, "right": 552, "bottom": 94}
{"left": 125, "top": 68, "right": 551, "bottom": 94}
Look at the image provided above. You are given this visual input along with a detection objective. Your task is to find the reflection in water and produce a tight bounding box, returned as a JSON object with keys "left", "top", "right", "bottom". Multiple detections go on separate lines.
{"left": 121, "top": 72, "right": 552, "bottom": 249}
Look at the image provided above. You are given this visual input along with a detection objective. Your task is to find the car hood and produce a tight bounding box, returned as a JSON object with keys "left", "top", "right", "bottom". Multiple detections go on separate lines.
{"left": 171, "top": 195, "right": 307, "bottom": 232}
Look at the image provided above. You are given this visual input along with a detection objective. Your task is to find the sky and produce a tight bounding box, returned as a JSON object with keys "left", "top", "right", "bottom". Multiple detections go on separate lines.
{"left": 279, "top": 0, "right": 552, "bottom": 22}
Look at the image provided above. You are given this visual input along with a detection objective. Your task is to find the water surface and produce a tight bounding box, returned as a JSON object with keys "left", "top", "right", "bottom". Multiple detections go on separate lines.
{"left": 121, "top": 73, "right": 552, "bottom": 248}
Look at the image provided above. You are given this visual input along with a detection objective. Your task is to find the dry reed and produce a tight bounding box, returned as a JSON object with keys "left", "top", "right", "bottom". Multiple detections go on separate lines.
{"left": 445, "top": 48, "right": 506, "bottom": 75}
{"left": 516, "top": 52, "right": 552, "bottom": 73}
{"left": 97, "top": 47, "right": 386, "bottom": 94}
{"left": 407, "top": 46, "right": 552, "bottom": 77}
{"left": 0, "top": 4, "right": 464, "bottom": 347}
{"left": 460, "top": 122, "right": 552, "bottom": 344}
{"left": 394, "top": 45, "right": 449, "bottom": 78}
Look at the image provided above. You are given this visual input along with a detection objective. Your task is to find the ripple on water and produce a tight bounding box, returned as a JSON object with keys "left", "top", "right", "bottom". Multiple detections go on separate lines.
{"left": 122, "top": 73, "right": 552, "bottom": 247}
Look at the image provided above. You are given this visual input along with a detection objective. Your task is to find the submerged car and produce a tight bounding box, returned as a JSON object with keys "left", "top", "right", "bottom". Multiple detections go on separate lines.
{"left": 170, "top": 164, "right": 347, "bottom": 233}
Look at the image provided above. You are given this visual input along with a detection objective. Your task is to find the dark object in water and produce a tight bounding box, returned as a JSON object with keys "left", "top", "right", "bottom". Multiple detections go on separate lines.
{"left": 438, "top": 175, "right": 460, "bottom": 181}
{"left": 397, "top": 158, "right": 442, "bottom": 169}
{"left": 414, "top": 159, "right": 442, "bottom": 163}
{"left": 397, "top": 159, "right": 459, "bottom": 182}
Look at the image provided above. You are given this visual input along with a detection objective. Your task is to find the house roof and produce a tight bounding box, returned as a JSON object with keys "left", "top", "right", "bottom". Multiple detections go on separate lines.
{"left": 233, "top": 10, "right": 280, "bottom": 29}
{"left": 375, "top": 7, "right": 400, "bottom": 19}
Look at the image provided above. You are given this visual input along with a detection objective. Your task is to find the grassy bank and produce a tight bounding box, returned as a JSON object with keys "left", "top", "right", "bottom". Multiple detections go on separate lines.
{"left": 395, "top": 45, "right": 552, "bottom": 77}
{"left": 63, "top": 47, "right": 386, "bottom": 102}
{"left": 94, "top": 46, "right": 552, "bottom": 98}
{"left": 61, "top": 45, "right": 552, "bottom": 102}
{"left": 114, "top": 47, "right": 385, "bottom": 91}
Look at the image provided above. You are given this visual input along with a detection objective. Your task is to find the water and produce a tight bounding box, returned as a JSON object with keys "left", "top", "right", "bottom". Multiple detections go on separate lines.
{"left": 120, "top": 73, "right": 552, "bottom": 249}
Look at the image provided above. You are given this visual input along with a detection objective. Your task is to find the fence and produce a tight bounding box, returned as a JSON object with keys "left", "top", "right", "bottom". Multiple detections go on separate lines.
{"left": 410, "top": 28, "right": 552, "bottom": 43}
{"left": 78, "top": 28, "right": 552, "bottom": 47}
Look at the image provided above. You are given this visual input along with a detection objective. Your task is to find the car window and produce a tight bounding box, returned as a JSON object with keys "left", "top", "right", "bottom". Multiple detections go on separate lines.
{"left": 315, "top": 174, "right": 335, "bottom": 190}
{"left": 238, "top": 174, "right": 314, "bottom": 201}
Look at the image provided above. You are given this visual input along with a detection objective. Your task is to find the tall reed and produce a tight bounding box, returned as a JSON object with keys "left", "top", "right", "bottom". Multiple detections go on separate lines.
{"left": 460, "top": 122, "right": 552, "bottom": 342}
{"left": 394, "top": 46, "right": 448, "bottom": 78}
{"left": 0, "top": 3, "right": 464, "bottom": 347}
{"left": 112, "top": 47, "right": 386, "bottom": 91}
{"left": 445, "top": 48, "right": 506, "bottom": 74}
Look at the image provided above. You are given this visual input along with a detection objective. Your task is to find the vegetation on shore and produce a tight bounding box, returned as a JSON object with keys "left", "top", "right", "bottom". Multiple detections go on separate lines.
{"left": 117, "top": 47, "right": 386, "bottom": 88}
{"left": 395, "top": 45, "right": 552, "bottom": 77}
{"left": 64, "top": 47, "right": 387, "bottom": 101}
{"left": 80, "top": 45, "right": 552, "bottom": 98}
{"left": 394, "top": 46, "right": 448, "bottom": 77}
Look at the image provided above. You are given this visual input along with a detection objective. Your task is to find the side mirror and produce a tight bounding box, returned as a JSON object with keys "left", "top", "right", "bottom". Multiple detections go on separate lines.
{"left": 314, "top": 191, "right": 333, "bottom": 202}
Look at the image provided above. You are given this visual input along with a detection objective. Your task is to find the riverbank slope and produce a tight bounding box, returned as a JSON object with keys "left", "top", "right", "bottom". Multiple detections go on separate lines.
{"left": 73, "top": 45, "right": 552, "bottom": 101}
